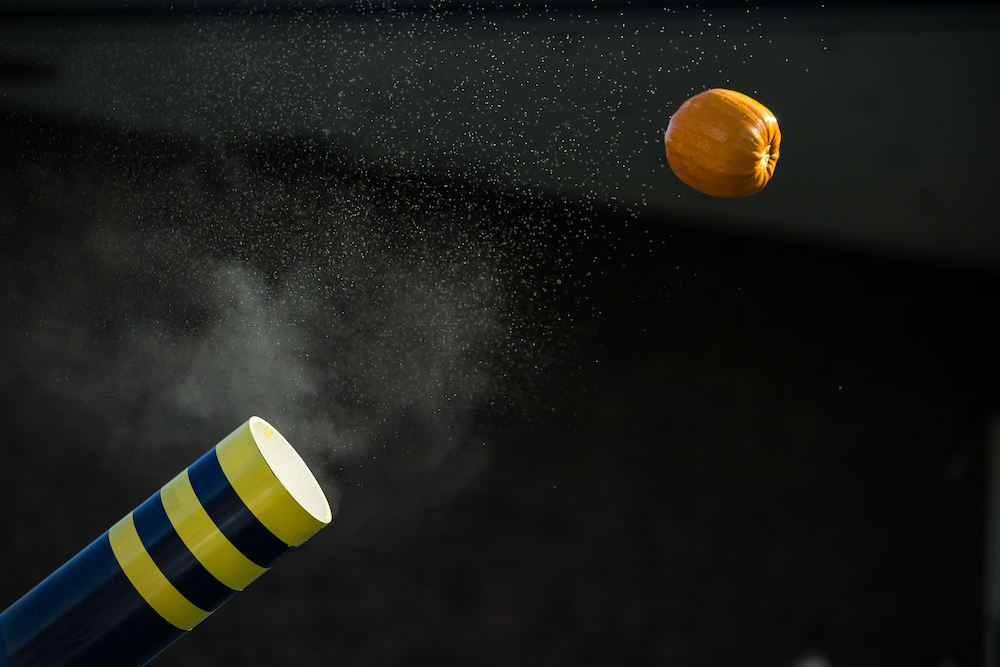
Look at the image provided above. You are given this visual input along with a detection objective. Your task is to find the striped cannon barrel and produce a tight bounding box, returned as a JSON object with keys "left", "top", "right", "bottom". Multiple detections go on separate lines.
{"left": 0, "top": 417, "right": 332, "bottom": 667}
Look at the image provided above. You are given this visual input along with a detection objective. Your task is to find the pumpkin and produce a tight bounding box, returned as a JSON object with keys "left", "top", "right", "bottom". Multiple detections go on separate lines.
{"left": 664, "top": 88, "right": 781, "bottom": 198}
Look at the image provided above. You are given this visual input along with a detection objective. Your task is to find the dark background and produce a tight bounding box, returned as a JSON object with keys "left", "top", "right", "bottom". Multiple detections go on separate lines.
{"left": 1, "top": 2, "right": 999, "bottom": 666}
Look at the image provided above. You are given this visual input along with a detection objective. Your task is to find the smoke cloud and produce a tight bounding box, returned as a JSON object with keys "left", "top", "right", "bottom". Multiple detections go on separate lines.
{"left": 0, "top": 119, "right": 592, "bottom": 535}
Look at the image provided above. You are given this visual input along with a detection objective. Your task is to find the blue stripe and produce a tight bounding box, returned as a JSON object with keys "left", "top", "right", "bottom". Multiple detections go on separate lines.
{"left": 187, "top": 448, "right": 292, "bottom": 568}
{"left": 132, "top": 492, "right": 237, "bottom": 613}
{"left": 0, "top": 533, "right": 184, "bottom": 667}
{"left": 0, "top": 609, "right": 8, "bottom": 667}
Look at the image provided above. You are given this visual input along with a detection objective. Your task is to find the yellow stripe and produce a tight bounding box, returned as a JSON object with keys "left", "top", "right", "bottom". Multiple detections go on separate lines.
{"left": 159, "top": 469, "right": 267, "bottom": 591}
{"left": 216, "top": 421, "right": 326, "bottom": 547}
{"left": 108, "top": 513, "right": 210, "bottom": 631}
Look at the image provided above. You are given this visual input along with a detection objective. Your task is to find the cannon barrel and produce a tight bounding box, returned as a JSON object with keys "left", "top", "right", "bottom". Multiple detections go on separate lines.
{"left": 0, "top": 417, "right": 332, "bottom": 667}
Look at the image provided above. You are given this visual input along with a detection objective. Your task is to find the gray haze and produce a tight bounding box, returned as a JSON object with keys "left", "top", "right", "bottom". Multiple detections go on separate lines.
{"left": 0, "top": 127, "right": 592, "bottom": 523}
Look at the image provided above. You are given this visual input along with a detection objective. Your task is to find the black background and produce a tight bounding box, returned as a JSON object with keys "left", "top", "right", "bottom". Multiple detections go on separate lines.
{"left": 2, "top": 3, "right": 999, "bottom": 666}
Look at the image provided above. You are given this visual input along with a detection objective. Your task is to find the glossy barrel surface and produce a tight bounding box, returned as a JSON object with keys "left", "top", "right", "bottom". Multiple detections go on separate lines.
{"left": 0, "top": 417, "right": 331, "bottom": 667}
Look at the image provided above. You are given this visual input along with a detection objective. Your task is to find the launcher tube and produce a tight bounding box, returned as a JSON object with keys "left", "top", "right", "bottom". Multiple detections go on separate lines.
{"left": 0, "top": 417, "right": 331, "bottom": 667}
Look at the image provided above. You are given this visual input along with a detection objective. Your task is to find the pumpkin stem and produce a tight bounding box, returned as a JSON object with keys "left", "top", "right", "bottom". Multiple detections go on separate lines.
{"left": 758, "top": 145, "right": 771, "bottom": 173}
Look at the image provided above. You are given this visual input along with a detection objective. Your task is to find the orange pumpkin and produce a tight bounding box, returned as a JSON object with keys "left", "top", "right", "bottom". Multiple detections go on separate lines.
{"left": 664, "top": 88, "right": 780, "bottom": 198}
